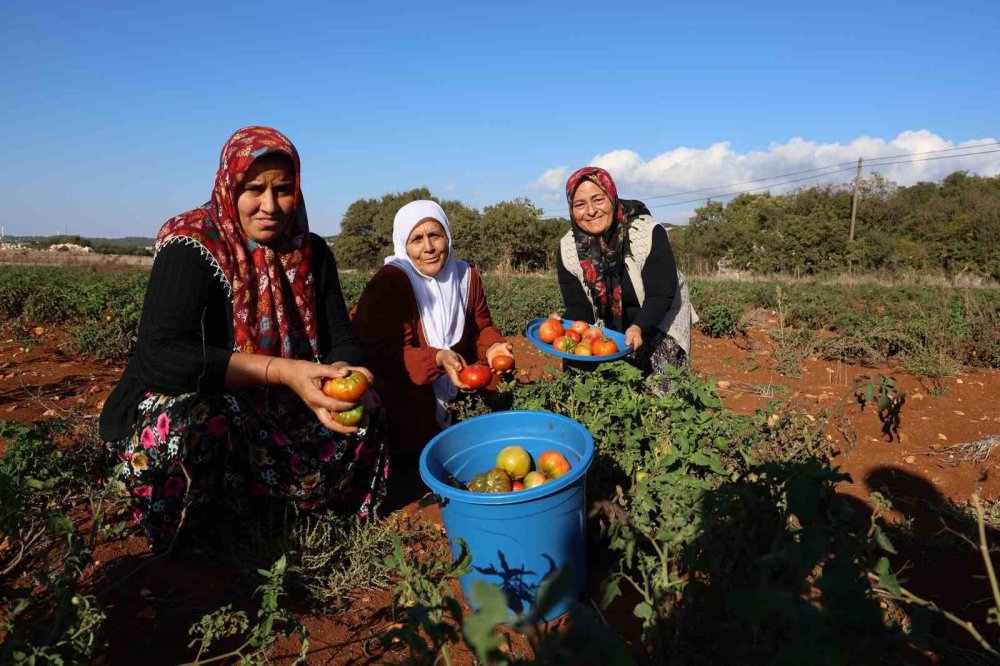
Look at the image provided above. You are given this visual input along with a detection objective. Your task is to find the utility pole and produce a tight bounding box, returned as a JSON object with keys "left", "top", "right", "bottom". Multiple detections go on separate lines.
{"left": 849, "top": 157, "right": 862, "bottom": 242}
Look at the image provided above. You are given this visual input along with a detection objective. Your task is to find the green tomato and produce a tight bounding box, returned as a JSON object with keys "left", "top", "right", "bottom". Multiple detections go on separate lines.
{"left": 333, "top": 405, "right": 365, "bottom": 427}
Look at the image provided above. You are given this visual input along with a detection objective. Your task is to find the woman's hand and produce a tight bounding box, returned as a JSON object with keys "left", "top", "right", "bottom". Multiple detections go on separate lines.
{"left": 436, "top": 349, "right": 471, "bottom": 391}
{"left": 485, "top": 342, "right": 514, "bottom": 371}
{"left": 271, "top": 358, "right": 372, "bottom": 434}
{"left": 624, "top": 325, "right": 643, "bottom": 351}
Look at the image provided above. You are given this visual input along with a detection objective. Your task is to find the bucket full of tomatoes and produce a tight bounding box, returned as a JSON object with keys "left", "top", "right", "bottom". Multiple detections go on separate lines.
{"left": 418, "top": 410, "right": 594, "bottom": 621}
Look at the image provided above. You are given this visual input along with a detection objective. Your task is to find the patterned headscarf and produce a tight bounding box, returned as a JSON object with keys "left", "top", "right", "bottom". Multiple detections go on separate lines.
{"left": 155, "top": 126, "right": 319, "bottom": 362}
{"left": 565, "top": 166, "right": 629, "bottom": 330}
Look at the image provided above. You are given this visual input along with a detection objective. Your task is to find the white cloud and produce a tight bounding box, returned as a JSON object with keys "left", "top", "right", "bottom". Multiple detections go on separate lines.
{"left": 445, "top": 182, "right": 458, "bottom": 192}
{"left": 532, "top": 131, "right": 1000, "bottom": 224}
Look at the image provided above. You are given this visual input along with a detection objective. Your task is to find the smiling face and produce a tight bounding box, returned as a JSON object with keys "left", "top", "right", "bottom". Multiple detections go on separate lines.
{"left": 571, "top": 179, "right": 615, "bottom": 236}
{"left": 405, "top": 218, "right": 450, "bottom": 277}
{"left": 236, "top": 153, "right": 296, "bottom": 244}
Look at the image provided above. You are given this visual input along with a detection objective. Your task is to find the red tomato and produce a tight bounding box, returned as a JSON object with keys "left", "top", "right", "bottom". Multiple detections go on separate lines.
{"left": 539, "top": 319, "right": 565, "bottom": 344}
{"left": 592, "top": 337, "right": 619, "bottom": 356}
{"left": 538, "top": 450, "right": 571, "bottom": 479}
{"left": 322, "top": 370, "right": 369, "bottom": 402}
{"left": 569, "top": 320, "right": 589, "bottom": 336}
{"left": 552, "top": 335, "right": 576, "bottom": 353}
{"left": 491, "top": 354, "right": 515, "bottom": 372}
{"left": 522, "top": 471, "right": 547, "bottom": 488}
{"left": 496, "top": 445, "right": 531, "bottom": 480}
{"left": 512, "top": 480, "right": 525, "bottom": 491}
{"left": 333, "top": 405, "right": 365, "bottom": 426}
{"left": 583, "top": 327, "right": 604, "bottom": 343}
{"left": 459, "top": 365, "right": 491, "bottom": 389}
{"left": 566, "top": 330, "right": 582, "bottom": 343}
{"left": 574, "top": 342, "right": 593, "bottom": 356}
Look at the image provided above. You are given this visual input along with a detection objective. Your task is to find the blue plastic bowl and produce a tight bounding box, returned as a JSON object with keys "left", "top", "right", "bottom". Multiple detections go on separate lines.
{"left": 524, "top": 317, "right": 632, "bottom": 362}
{"left": 418, "top": 410, "right": 594, "bottom": 620}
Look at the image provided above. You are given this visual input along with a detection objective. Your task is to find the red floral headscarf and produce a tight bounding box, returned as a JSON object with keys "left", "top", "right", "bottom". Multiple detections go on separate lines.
{"left": 155, "top": 126, "right": 319, "bottom": 361}
{"left": 565, "top": 166, "right": 629, "bottom": 330}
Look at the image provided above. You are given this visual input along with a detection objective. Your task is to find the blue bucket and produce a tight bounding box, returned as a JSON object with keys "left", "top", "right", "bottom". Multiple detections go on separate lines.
{"left": 418, "top": 410, "right": 594, "bottom": 620}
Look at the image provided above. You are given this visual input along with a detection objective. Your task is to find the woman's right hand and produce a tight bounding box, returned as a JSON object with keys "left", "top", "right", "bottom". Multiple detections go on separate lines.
{"left": 271, "top": 358, "right": 372, "bottom": 434}
{"left": 436, "top": 349, "right": 472, "bottom": 391}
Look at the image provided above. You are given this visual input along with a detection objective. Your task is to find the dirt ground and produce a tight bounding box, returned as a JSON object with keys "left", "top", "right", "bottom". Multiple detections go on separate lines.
{"left": 1, "top": 323, "right": 998, "bottom": 664}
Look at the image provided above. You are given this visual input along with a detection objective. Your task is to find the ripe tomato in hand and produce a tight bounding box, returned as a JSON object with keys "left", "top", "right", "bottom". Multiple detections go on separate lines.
{"left": 569, "top": 320, "right": 589, "bottom": 336}
{"left": 538, "top": 450, "right": 571, "bottom": 479}
{"left": 491, "top": 354, "right": 514, "bottom": 372}
{"left": 459, "top": 365, "right": 491, "bottom": 389}
{"left": 582, "top": 327, "right": 604, "bottom": 343}
{"left": 552, "top": 335, "right": 577, "bottom": 353}
{"left": 592, "top": 337, "right": 619, "bottom": 356}
{"left": 322, "top": 370, "right": 369, "bottom": 402}
{"left": 538, "top": 319, "right": 565, "bottom": 344}
{"left": 333, "top": 404, "right": 365, "bottom": 426}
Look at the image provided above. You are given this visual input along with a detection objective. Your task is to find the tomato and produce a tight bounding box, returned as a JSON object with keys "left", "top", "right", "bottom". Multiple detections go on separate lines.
{"left": 496, "top": 445, "right": 531, "bottom": 480}
{"left": 538, "top": 319, "right": 565, "bottom": 344}
{"left": 459, "top": 365, "right": 491, "bottom": 389}
{"left": 333, "top": 404, "right": 365, "bottom": 426}
{"left": 467, "top": 468, "right": 513, "bottom": 493}
{"left": 569, "top": 320, "right": 589, "bottom": 336}
{"left": 592, "top": 337, "right": 619, "bottom": 356}
{"left": 566, "top": 330, "right": 582, "bottom": 343}
{"left": 522, "top": 471, "right": 547, "bottom": 488}
{"left": 552, "top": 335, "right": 576, "bottom": 353}
{"left": 512, "top": 480, "right": 525, "bottom": 491}
{"left": 538, "top": 450, "right": 571, "bottom": 479}
{"left": 574, "top": 342, "right": 593, "bottom": 356}
{"left": 491, "top": 354, "right": 514, "bottom": 372}
{"left": 583, "top": 327, "right": 604, "bottom": 343}
{"left": 322, "top": 370, "right": 369, "bottom": 402}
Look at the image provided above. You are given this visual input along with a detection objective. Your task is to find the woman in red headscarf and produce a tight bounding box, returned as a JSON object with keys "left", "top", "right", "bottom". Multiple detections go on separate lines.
{"left": 100, "top": 127, "right": 387, "bottom": 550}
{"left": 556, "top": 167, "right": 697, "bottom": 388}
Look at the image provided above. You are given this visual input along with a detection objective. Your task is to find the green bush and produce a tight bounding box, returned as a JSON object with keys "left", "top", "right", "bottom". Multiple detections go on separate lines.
{"left": 698, "top": 302, "right": 746, "bottom": 338}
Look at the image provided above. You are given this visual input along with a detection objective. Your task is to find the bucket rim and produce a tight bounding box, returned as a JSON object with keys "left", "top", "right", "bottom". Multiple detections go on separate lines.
{"left": 418, "top": 410, "right": 595, "bottom": 506}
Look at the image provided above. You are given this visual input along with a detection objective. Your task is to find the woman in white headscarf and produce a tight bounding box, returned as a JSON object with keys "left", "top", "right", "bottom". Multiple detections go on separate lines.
{"left": 351, "top": 200, "right": 513, "bottom": 457}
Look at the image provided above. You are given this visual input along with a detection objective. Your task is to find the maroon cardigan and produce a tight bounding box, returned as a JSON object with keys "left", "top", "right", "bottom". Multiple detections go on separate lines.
{"left": 350, "top": 264, "right": 505, "bottom": 455}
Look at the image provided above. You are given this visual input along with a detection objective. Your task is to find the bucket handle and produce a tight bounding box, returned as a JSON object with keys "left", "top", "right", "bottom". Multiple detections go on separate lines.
{"left": 418, "top": 493, "right": 448, "bottom": 508}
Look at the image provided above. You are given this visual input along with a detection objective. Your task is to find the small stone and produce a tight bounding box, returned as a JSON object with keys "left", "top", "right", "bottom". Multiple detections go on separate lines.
{"left": 32, "top": 326, "right": 45, "bottom": 336}
{"left": 910, "top": 393, "right": 925, "bottom": 400}
{"left": 42, "top": 409, "right": 57, "bottom": 417}
{"left": 904, "top": 456, "right": 916, "bottom": 464}
{"left": 955, "top": 378, "right": 963, "bottom": 384}
{"left": 954, "top": 410, "right": 965, "bottom": 416}
{"left": 937, "top": 433, "right": 948, "bottom": 441}
{"left": 816, "top": 393, "right": 830, "bottom": 401}
{"left": 717, "top": 380, "right": 731, "bottom": 390}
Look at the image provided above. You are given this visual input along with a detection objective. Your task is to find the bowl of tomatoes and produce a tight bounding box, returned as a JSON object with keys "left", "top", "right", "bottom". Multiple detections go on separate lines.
{"left": 524, "top": 317, "right": 632, "bottom": 362}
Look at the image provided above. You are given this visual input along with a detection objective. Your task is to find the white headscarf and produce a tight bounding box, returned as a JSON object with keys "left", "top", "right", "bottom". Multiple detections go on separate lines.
{"left": 385, "top": 200, "right": 470, "bottom": 426}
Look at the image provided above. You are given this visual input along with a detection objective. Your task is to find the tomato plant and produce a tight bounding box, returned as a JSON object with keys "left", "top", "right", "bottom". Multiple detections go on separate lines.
{"left": 537, "top": 450, "right": 571, "bottom": 479}
{"left": 538, "top": 319, "right": 565, "bottom": 343}
{"left": 491, "top": 354, "right": 514, "bottom": 372}
{"left": 322, "top": 370, "right": 369, "bottom": 402}
{"left": 459, "top": 365, "right": 491, "bottom": 389}
{"left": 496, "top": 445, "right": 531, "bottom": 480}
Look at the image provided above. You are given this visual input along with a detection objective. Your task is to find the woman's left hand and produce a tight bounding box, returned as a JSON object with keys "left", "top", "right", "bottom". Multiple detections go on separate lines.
{"left": 485, "top": 342, "right": 514, "bottom": 370}
{"left": 624, "top": 325, "right": 643, "bottom": 351}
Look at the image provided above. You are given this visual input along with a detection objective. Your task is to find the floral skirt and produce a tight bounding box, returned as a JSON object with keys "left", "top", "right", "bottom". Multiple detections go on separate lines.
{"left": 107, "top": 391, "right": 389, "bottom": 550}
{"left": 629, "top": 330, "right": 689, "bottom": 392}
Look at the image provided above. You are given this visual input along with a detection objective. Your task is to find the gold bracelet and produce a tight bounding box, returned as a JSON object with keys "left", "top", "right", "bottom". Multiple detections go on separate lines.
{"left": 264, "top": 357, "right": 275, "bottom": 386}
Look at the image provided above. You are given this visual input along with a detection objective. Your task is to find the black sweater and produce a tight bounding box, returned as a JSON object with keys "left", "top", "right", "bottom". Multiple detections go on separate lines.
{"left": 99, "top": 233, "right": 362, "bottom": 442}
{"left": 557, "top": 224, "right": 678, "bottom": 338}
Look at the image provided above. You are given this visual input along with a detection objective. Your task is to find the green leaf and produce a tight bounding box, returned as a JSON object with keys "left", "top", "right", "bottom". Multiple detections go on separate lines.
{"left": 600, "top": 579, "right": 622, "bottom": 610}
{"left": 875, "top": 557, "right": 902, "bottom": 597}
{"left": 633, "top": 601, "right": 655, "bottom": 623}
{"left": 872, "top": 524, "right": 897, "bottom": 554}
{"left": 463, "top": 582, "right": 510, "bottom": 664}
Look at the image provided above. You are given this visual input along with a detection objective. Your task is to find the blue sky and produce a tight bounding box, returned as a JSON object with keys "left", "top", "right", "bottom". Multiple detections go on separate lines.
{"left": 1, "top": 0, "right": 997, "bottom": 238}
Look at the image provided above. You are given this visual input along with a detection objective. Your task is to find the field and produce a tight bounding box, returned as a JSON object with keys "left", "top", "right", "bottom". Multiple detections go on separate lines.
{"left": 1, "top": 264, "right": 999, "bottom": 664}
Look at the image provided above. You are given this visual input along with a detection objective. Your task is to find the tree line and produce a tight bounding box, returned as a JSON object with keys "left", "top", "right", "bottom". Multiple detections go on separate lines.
{"left": 328, "top": 172, "right": 999, "bottom": 279}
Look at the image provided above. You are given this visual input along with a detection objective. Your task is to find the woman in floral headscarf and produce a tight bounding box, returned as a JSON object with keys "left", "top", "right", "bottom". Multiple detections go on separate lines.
{"left": 556, "top": 167, "right": 697, "bottom": 388}
{"left": 100, "top": 127, "right": 387, "bottom": 550}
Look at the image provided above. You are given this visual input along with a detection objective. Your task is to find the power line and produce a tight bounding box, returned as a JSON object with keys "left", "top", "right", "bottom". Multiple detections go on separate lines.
{"left": 540, "top": 144, "right": 1000, "bottom": 217}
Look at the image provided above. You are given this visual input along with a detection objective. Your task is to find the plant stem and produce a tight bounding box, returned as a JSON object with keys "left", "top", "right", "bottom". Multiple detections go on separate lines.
{"left": 971, "top": 494, "right": 1000, "bottom": 614}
